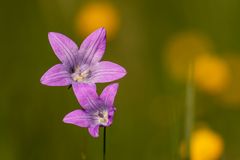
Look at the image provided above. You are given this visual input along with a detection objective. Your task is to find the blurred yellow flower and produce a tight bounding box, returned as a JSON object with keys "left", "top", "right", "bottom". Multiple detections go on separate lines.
{"left": 181, "top": 127, "right": 224, "bottom": 160}
{"left": 191, "top": 128, "right": 224, "bottom": 160}
{"left": 164, "top": 31, "right": 213, "bottom": 81}
{"left": 194, "top": 54, "right": 230, "bottom": 94}
{"left": 75, "top": 2, "right": 120, "bottom": 40}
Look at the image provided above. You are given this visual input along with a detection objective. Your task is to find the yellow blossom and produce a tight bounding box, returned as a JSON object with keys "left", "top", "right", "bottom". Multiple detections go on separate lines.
{"left": 194, "top": 54, "right": 230, "bottom": 94}
{"left": 191, "top": 128, "right": 224, "bottom": 160}
{"left": 75, "top": 2, "right": 120, "bottom": 40}
{"left": 181, "top": 127, "right": 224, "bottom": 160}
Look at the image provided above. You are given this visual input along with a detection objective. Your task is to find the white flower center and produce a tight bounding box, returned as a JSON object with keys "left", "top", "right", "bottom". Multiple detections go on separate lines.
{"left": 71, "top": 66, "right": 90, "bottom": 82}
{"left": 97, "top": 110, "right": 108, "bottom": 125}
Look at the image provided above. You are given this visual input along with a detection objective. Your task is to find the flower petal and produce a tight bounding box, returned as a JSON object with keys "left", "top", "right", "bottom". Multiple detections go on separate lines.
{"left": 106, "top": 107, "right": 116, "bottom": 126}
{"left": 48, "top": 32, "right": 78, "bottom": 67}
{"left": 63, "top": 109, "right": 91, "bottom": 128}
{"left": 72, "top": 83, "right": 99, "bottom": 110}
{"left": 79, "top": 28, "right": 106, "bottom": 66}
{"left": 100, "top": 83, "right": 119, "bottom": 107}
{"left": 90, "top": 61, "right": 127, "bottom": 83}
{"left": 88, "top": 125, "right": 99, "bottom": 138}
{"left": 40, "top": 64, "right": 72, "bottom": 86}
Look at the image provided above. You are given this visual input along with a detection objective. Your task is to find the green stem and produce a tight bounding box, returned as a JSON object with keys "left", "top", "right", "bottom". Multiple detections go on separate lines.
{"left": 185, "top": 63, "right": 195, "bottom": 160}
{"left": 103, "top": 127, "right": 106, "bottom": 160}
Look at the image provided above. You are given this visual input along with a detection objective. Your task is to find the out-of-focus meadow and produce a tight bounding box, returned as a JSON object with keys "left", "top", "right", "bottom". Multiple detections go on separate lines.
{"left": 1, "top": 0, "right": 240, "bottom": 159}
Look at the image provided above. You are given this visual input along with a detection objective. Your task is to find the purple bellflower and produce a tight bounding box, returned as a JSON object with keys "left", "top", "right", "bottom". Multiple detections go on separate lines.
{"left": 63, "top": 83, "right": 119, "bottom": 137}
{"left": 40, "top": 28, "right": 126, "bottom": 86}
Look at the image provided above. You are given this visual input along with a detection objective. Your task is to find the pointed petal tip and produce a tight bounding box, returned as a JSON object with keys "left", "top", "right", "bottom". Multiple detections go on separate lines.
{"left": 122, "top": 67, "right": 127, "bottom": 75}
{"left": 39, "top": 64, "right": 72, "bottom": 86}
{"left": 48, "top": 32, "right": 64, "bottom": 40}
{"left": 62, "top": 112, "right": 71, "bottom": 123}
{"left": 97, "top": 27, "right": 106, "bottom": 32}
{"left": 62, "top": 117, "right": 68, "bottom": 123}
{"left": 40, "top": 79, "right": 45, "bottom": 85}
{"left": 92, "top": 135, "right": 99, "bottom": 138}
{"left": 40, "top": 74, "right": 47, "bottom": 85}
{"left": 115, "top": 66, "right": 127, "bottom": 79}
{"left": 48, "top": 31, "right": 61, "bottom": 35}
{"left": 93, "top": 27, "right": 106, "bottom": 37}
{"left": 100, "top": 83, "right": 119, "bottom": 107}
{"left": 40, "top": 75, "right": 44, "bottom": 82}
{"left": 89, "top": 131, "right": 99, "bottom": 138}
{"left": 88, "top": 27, "right": 106, "bottom": 35}
{"left": 62, "top": 115, "right": 71, "bottom": 124}
{"left": 48, "top": 32, "right": 56, "bottom": 38}
{"left": 48, "top": 32, "right": 53, "bottom": 35}
{"left": 48, "top": 32, "right": 70, "bottom": 40}
{"left": 110, "top": 83, "right": 119, "bottom": 89}
{"left": 88, "top": 126, "right": 100, "bottom": 138}
{"left": 48, "top": 32, "right": 57, "bottom": 42}
{"left": 112, "top": 63, "right": 127, "bottom": 75}
{"left": 40, "top": 80, "right": 54, "bottom": 87}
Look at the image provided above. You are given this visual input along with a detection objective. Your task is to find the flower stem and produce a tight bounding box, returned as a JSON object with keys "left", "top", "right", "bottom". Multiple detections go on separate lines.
{"left": 185, "top": 63, "right": 195, "bottom": 160}
{"left": 103, "top": 127, "right": 106, "bottom": 160}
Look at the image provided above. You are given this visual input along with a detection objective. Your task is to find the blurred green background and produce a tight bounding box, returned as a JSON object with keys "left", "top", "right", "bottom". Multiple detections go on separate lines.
{"left": 1, "top": 0, "right": 240, "bottom": 159}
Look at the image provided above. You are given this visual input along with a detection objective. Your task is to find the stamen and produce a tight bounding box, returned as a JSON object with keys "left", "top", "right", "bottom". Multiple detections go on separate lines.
{"left": 71, "top": 66, "right": 90, "bottom": 82}
{"left": 97, "top": 110, "right": 108, "bottom": 125}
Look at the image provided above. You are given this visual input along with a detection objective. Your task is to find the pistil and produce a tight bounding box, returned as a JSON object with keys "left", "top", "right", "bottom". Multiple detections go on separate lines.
{"left": 71, "top": 66, "right": 90, "bottom": 82}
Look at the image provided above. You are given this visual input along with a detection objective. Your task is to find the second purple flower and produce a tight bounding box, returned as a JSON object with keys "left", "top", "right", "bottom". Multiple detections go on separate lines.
{"left": 63, "top": 83, "right": 119, "bottom": 137}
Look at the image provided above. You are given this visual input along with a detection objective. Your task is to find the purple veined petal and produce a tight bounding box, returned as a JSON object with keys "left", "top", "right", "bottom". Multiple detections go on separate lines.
{"left": 78, "top": 28, "right": 106, "bottom": 66}
{"left": 100, "top": 83, "right": 119, "bottom": 107}
{"left": 40, "top": 64, "right": 72, "bottom": 86}
{"left": 89, "top": 61, "right": 127, "bottom": 83}
{"left": 48, "top": 32, "right": 78, "bottom": 67}
{"left": 63, "top": 109, "right": 91, "bottom": 128}
{"left": 106, "top": 107, "right": 116, "bottom": 126}
{"left": 72, "top": 83, "right": 99, "bottom": 110}
{"left": 88, "top": 125, "right": 100, "bottom": 138}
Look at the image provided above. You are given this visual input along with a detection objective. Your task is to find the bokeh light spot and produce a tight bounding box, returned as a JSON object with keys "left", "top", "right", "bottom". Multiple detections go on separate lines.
{"left": 191, "top": 127, "right": 224, "bottom": 160}
{"left": 164, "top": 31, "right": 213, "bottom": 81}
{"left": 75, "top": 2, "right": 120, "bottom": 40}
{"left": 181, "top": 127, "right": 224, "bottom": 160}
{"left": 194, "top": 54, "right": 230, "bottom": 95}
